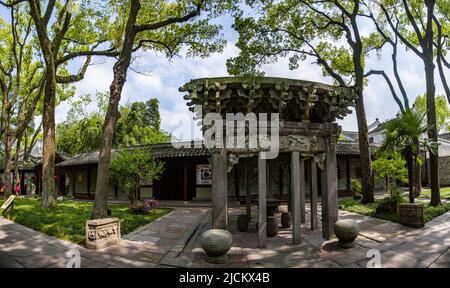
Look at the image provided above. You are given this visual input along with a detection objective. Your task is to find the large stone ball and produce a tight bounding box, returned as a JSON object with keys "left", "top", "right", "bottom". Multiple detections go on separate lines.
{"left": 200, "top": 229, "right": 233, "bottom": 264}
{"left": 334, "top": 219, "right": 359, "bottom": 249}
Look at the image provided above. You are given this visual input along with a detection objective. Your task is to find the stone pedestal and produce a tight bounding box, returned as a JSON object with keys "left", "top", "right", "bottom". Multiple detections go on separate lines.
{"left": 399, "top": 203, "right": 424, "bottom": 228}
{"left": 334, "top": 219, "right": 359, "bottom": 248}
{"left": 85, "top": 218, "right": 121, "bottom": 250}
{"left": 201, "top": 229, "right": 233, "bottom": 264}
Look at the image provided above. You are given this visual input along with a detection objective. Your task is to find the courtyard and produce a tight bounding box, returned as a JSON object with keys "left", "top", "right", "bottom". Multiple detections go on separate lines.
{"left": 1, "top": 202, "right": 450, "bottom": 268}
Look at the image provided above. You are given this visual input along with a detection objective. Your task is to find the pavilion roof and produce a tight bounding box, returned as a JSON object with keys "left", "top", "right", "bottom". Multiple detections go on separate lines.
{"left": 179, "top": 76, "right": 357, "bottom": 123}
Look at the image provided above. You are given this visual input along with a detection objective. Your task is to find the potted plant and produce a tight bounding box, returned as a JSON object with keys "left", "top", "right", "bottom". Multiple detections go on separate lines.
{"left": 350, "top": 179, "right": 362, "bottom": 200}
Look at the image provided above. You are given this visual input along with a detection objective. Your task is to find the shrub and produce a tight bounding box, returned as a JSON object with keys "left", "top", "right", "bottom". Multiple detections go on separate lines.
{"left": 129, "top": 199, "right": 160, "bottom": 214}
{"left": 350, "top": 179, "right": 362, "bottom": 195}
{"left": 375, "top": 196, "right": 405, "bottom": 214}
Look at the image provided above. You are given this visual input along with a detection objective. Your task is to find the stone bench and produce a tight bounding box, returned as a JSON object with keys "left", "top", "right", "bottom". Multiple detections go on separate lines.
{"left": 85, "top": 218, "right": 121, "bottom": 250}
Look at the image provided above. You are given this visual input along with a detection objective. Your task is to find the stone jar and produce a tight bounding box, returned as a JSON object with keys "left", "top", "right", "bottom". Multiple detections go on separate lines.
{"left": 237, "top": 214, "right": 249, "bottom": 232}
{"left": 267, "top": 216, "right": 279, "bottom": 237}
{"left": 281, "top": 212, "right": 292, "bottom": 228}
{"left": 200, "top": 229, "right": 233, "bottom": 264}
{"left": 334, "top": 219, "right": 359, "bottom": 249}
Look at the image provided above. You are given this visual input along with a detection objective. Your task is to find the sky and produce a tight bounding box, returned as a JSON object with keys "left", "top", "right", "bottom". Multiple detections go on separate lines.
{"left": 54, "top": 10, "right": 448, "bottom": 141}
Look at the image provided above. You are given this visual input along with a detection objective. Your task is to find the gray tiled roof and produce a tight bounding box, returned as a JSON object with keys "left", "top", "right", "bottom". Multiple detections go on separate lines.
{"left": 336, "top": 141, "right": 378, "bottom": 156}
{"left": 55, "top": 140, "right": 375, "bottom": 168}
{"left": 55, "top": 142, "right": 210, "bottom": 167}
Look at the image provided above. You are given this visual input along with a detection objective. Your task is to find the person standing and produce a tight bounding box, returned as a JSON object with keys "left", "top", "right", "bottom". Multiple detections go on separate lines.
{"left": 14, "top": 181, "right": 21, "bottom": 197}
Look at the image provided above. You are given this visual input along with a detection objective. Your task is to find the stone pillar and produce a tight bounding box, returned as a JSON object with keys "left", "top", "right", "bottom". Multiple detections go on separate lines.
{"left": 258, "top": 153, "right": 267, "bottom": 248}
{"left": 245, "top": 163, "right": 251, "bottom": 219}
{"left": 300, "top": 158, "right": 306, "bottom": 224}
{"left": 291, "top": 151, "right": 301, "bottom": 245}
{"left": 310, "top": 159, "right": 318, "bottom": 230}
{"left": 321, "top": 139, "right": 338, "bottom": 240}
{"left": 211, "top": 150, "right": 228, "bottom": 229}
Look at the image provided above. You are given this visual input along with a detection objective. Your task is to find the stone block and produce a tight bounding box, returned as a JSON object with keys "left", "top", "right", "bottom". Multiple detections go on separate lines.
{"left": 399, "top": 203, "right": 424, "bottom": 228}
{"left": 85, "top": 218, "right": 121, "bottom": 250}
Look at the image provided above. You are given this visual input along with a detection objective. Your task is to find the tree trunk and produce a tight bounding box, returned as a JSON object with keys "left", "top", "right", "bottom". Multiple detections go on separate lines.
{"left": 414, "top": 159, "right": 422, "bottom": 197}
{"left": 424, "top": 57, "right": 440, "bottom": 206}
{"left": 93, "top": 0, "right": 140, "bottom": 219}
{"left": 3, "top": 139, "right": 13, "bottom": 197}
{"left": 41, "top": 62, "right": 57, "bottom": 208}
{"left": 407, "top": 149, "right": 415, "bottom": 204}
{"left": 423, "top": 0, "right": 440, "bottom": 206}
{"left": 14, "top": 137, "right": 21, "bottom": 196}
{"left": 355, "top": 95, "right": 374, "bottom": 204}
{"left": 350, "top": 16, "right": 374, "bottom": 204}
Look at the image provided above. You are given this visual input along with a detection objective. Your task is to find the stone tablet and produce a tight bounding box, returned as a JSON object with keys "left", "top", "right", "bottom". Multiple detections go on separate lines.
{"left": 85, "top": 218, "right": 121, "bottom": 250}
{"left": 1, "top": 195, "right": 15, "bottom": 214}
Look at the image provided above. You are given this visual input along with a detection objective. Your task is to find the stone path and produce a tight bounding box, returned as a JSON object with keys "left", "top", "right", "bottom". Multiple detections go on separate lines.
{"left": 0, "top": 208, "right": 207, "bottom": 268}
{"left": 185, "top": 205, "right": 450, "bottom": 268}
{"left": 1, "top": 205, "right": 450, "bottom": 268}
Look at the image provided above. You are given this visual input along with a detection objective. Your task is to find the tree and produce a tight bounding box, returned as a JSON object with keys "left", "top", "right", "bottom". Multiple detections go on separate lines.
{"left": 0, "top": 0, "right": 124, "bottom": 207}
{"left": 372, "top": 150, "right": 408, "bottom": 195}
{"left": 56, "top": 94, "right": 169, "bottom": 154}
{"left": 377, "top": 0, "right": 441, "bottom": 206}
{"left": 0, "top": 8, "right": 44, "bottom": 196}
{"left": 109, "top": 148, "right": 164, "bottom": 203}
{"left": 93, "top": 0, "right": 234, "bottom": 218}
{"left": 414, "top": 94, "right": 450, "bottom": 133}
{"left": 380, "top": 109, "right": 438, "bottom": 203}
{"left": 373, "top": 151, "right": 409, "bottom": 186}
{"left": 434, "top": 1, "right": 450, "bottom": 102}
{"left": 227, "top": 0, "right": 376, "bottom": 203}
{"left": 114, "top": 99, "right": 169, "bottom": 147}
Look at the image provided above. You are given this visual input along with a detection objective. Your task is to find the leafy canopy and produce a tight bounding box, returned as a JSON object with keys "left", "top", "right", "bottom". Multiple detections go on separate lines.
{"left": 109, "top": 148, "right": 165, "bottom": 203}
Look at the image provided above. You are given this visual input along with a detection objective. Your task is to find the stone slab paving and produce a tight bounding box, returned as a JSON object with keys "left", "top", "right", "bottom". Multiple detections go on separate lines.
{"left": 2, "top": 204, "right": 450, "bottom": 268}
{"left": 186, "top": 205, "right": 450, "bottom": 268}
{"left": 0, "top": 208, "right": 207, "bottom": 268}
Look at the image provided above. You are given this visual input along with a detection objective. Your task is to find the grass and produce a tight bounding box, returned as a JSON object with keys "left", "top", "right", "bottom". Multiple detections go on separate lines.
{"left": 0, "top": 197, "right": 173, "bottom": 245}
{"left": 338, "top": 198, "right": 450, "bottom": 224}
{"left": 420, "top": 187, "right": 450, "bottom": 200}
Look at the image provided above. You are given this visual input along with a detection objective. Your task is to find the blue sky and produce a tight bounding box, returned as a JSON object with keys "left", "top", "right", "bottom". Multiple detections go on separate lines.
{"left": 63, "top": 11, "right": 447, "bottom": 140}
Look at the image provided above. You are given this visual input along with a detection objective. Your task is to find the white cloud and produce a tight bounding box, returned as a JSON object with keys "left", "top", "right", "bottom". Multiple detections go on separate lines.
{"left": 56, "top": 16, "right": 449, "bottom": 141}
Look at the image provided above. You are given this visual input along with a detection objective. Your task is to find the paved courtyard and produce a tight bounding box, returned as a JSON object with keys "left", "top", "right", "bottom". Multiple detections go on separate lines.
{"left": 1, "top": 205, "right": 450, "bottom": 268}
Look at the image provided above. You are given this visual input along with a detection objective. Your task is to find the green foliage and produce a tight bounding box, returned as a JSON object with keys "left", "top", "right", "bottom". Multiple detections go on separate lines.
{"left": 420, "top": 187, "right": 450, "bottom": 200}
{"left": 381, "top": 109, "right": 436, "bottom": 156}
{"left": 0, "top": 197, "right": 172, "bottom": 244}
{"left": 413, "top": 94, "right": 450, "bottom": 133}
{"left": 227, "top": 0, "right": 377, "bottom": 87}
{"left": 338, "top": 198, "right": 450, "bottom": 224}
{"left": 372, "top": 151, "right": 408, "bottom": 185}
{"left": 56, "top": 94, "right": 169, "bottom": 154}
{"left": 423, "top": 203, "right": 450, "bottom": 222}
{"left": 114, "top": 99, "right": 169, "bottom": 147}
{"left": 375, "top": 196, "right": 405, "bottom": 214}
{"left": 350, "top": 179, "right": 362, "bottom": 196}
{"left": 109, "top": 148, "right": 165, "bottom": 203}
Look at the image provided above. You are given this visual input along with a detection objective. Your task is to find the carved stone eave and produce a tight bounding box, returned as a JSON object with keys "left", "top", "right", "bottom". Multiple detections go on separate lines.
{"left": 180, "top": 77, "right": 356, "bottom": 124}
